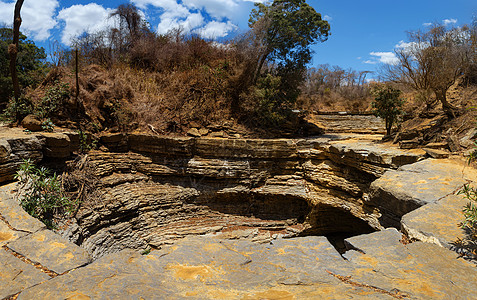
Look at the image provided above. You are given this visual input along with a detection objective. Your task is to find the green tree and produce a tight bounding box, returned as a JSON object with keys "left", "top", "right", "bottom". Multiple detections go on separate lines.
{"left": 249, "top": 0, "right": 330, "bottom": 82}
{"left": 371, "top": 84, "right": 404, "bottom": 136}
{"left": 248, "top": 0, "right": 330, "bottom": 107}
{"left": 0, "top": 27, "right": 48, "bottom": 108}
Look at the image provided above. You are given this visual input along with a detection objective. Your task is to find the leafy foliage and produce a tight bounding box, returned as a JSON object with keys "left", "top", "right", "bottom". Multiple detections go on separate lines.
{"left": 459, "top": 184, "right": 477, "bottom": 235}
{"left": 15, "top": 159, "right": 72, "bottom": 229}
{"left": 0, "top": 94, "right": 33, "bottom": 122}
{"left": 371, "top": 84, "right": 404, "bottom": 135}
{"left": 249, "top": 0, "right": 330, "bottom": 72}
{"left": 246, "top": 0, "right": 330, "bottom": 121}
{"left": 36, "top": 81, "right": 70, "bottom": 119}
{"left": 0, "top": 27, "right": 48, "bottom": 107}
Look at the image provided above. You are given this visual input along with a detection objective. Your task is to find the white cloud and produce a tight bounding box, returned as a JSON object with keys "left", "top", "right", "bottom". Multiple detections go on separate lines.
{"left": 443, "top": 18, "right": 457, "bottom": 26}
{"left": 0, "top": 0, "right": 58, "bottom": 41}
{"left": 423, "top": 22, "right": 432, "bottom": 26}
{"left": 196, "top": 21, "right": 237, "bottom": 39}
{"left": 366, "top": 52, "right": 398, "bottom": 65}
{"left": 131, "top": 0, "right": 190, "bottom": 18}
{"left": 132, "top": 0, "right": 242, "bottom": 39}
{"left": 183, "top": 0, "right": 239, "bottom": 19}
{"left": 323, "top": 15, "right": 332, "bottom": 21}
{"left": 57, "top": 3, "right": 116, "bottom": 45}
{"left": 157, "top": 11, "right": 205, "bottom": 34}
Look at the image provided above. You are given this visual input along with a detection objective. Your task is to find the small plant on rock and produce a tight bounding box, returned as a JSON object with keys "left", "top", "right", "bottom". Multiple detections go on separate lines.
{"left": 41, "top": 118, "right": 54, "bottom": 132}
{"left": 14, "top": 159, "right": 72, "bottom": 229}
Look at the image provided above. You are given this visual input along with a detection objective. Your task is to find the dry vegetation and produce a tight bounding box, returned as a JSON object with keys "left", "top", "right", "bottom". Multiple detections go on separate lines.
{"left": 13, "top": 2, "right": 330, "bottom": 137}
{"left": 297, "top": 65, "right": 373, "bottom": 112}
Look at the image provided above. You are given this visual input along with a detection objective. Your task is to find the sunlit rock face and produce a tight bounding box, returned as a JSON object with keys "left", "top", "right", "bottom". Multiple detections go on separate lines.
{"left": 69, "top": 133, "right": 423, "bottom": 258}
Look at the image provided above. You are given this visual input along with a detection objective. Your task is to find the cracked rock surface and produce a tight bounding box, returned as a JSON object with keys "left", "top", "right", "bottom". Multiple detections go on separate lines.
{"left": 0, "top": 125, "right": 476, "bottom": 299}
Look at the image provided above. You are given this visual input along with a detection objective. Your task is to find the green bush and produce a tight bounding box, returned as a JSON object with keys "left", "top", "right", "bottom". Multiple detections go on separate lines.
{"left": 14, "top": 159, "right": 72, "bottom": 229}
{"left": 37, "top": 81, "right": 70, "bottom": 119}
{"left": 458, "top": 184, "right": 477, "bottom": 235}
{"left": 371, "top": 84, "right": 404, "bottom": 135}
{"left": 0, "top": 95, "right": 33, "bottom": 122}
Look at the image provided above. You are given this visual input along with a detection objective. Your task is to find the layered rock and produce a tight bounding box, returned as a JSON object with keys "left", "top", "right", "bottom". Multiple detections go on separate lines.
{"left": 72, "top": 133, "right": 423, "bottom": 258}
{"left": 369, "top": 158, "right": 477, "bottom": 227}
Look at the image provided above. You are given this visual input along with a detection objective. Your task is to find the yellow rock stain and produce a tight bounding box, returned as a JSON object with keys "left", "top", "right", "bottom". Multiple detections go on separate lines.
{"left": 243, "top": 289, "right": 295, "bottom": 300}
{"left": 167, "top": 264, "right": 213, "bottom": 281}
{"left": 413, "top": 180, "right": 427, "bottom": 185}
{"left": 65, "top": 292, "right": 92, "bottom": 300}
{"left": 50, "top": 241, "right": 67, "bottom": 249}
{"left": 359, "top": 255, "right": 379, "bottom": 267}
{"left": 34, "top": 233, "right": 46, "bottom": 242}
{"left": 0, "top": 232, "right": 13, "bottom": 242}
{"left": 202, "top": 242, "right": 226, "bottom": 253}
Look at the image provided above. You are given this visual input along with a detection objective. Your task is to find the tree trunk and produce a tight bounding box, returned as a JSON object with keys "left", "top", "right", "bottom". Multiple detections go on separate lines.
{"left": 252, "top": 50, "right": 269, "bottom": 85}
{"left": 385, "top": 117, "right": 392, "bottom": 136}
{"left": 435, "top": 88, "right": 456, "bottom": 118}
{"left": 8, "top": 0, "right": 24, "bottom": 120}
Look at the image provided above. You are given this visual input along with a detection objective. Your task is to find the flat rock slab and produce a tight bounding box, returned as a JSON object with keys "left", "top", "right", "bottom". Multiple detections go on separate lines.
{"left": 0, "top": 183, "right": 45, "bottom": 233}
{"left": 18, "top": 236, "right": 389, "bottom": 299}
{"left": 8, "top": 229, "right": 92, "bottom": 274}
{"left": 342, "top": 230, "right": 477, "bottom": 299}
{"left": 328, "top": 139, "right": 424, "bottom": 168}
{"left": 345, "top": 228, "right": 403, "bottom": 253}
{"left": 369, "top": 158, "right": 477, "bottom": 226}
{"left": 401, "top": 194, "right": 467, "bottom": 249}
{"left": 0, "top": 249, "right": 50, "bottom": 299}
{"left": 0, "top": 218, "right": 26, "bottom": 246}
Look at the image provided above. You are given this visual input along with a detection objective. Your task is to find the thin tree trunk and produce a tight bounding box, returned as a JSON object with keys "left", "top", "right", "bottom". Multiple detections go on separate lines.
{"left": 435, "top": 88, "right": 456, "bottom": 118}
{"left": 8, "top": 0, "right": 24, "bottom": 120}
{"left": 252, "top": 50, "right": 269, "bottom": 85}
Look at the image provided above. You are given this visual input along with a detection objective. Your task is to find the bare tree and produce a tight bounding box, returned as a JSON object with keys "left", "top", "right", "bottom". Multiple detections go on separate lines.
{"left": 383, "top": 24, "right": 471, "bottom": 117}
{"left": 8, "top": 0, "right": 24, "bottom": 117}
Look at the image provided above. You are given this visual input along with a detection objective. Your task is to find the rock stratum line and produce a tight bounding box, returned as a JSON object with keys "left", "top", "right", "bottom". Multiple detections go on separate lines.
{"left": 0, "top": 127, "right": 476, "bottom": 299}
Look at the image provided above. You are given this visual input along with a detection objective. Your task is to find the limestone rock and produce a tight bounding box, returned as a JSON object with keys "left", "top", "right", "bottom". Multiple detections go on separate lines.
{"left": 0, "top": 131, "right": 43, "bottom": 182}
{"left": 423, "top": 148, "right": 449, "bottom": 159}
{"left": 447, "top": 135, "right": 461, "bottom": 152}
{"left": 100, "top": 133, "right": 128, "bottom": 152}
{"left": 186, "top": 127, "right": 201, "bottom": 137}
{"left": 368, "top": 158, "right": 477, "bottom": 227}
{"left": 128, "top": 134, "right": 194, "bottom": 156}
{"left": 7, "top": 229, "right": 92, "bottom": 274}
{"left": 198, "top": 128, "right": 209, "bottom": 136}
{"left": 39, "top": 132, "right": 72, "bottom": 158}
{"left": 341, "top": 231, "right": 477, "bottom": 299}
{"left": 425, "top": 142, "right": 448, "bottom": 149}
{"left": 327, "top": 139, "right": 423, "bottom": 176}
{"left": 401, "top": 194, "right": 467, "bottom": 249}
{"left": 0, "top": 218, "right": 26, "bottom": 246}
{"left": 21, "top": 115, "right": 43, "bottom": 132}
{"left": 0, "top": 249, "right": 50, "bottom": 299}
{"left": 0, "top": 183, "right": 45, "bottom": 233}
{"left": 399, "top": 138, "right": 419, "bottom": 149}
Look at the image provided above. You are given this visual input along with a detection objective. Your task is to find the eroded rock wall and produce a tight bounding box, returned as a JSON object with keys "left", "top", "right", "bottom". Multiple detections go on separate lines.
{"left": 71, "top": 133, "right": 422, "bottom": 258}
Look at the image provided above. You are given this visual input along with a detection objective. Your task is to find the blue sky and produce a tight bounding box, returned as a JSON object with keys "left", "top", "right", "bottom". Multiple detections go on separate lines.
{"left": 0, "top": 0, "right": 476, "bottom": 76}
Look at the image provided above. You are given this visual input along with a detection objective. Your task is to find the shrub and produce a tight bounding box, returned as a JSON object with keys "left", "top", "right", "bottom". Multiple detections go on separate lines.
{"left": 37, "top": 81, "right": 70, "bottom": 119}
{"left": 14, "top": 159, "right": 73, "bottom": 229}
{"left": 371, "top": 84, "right": 404, "bottom": 135}
{"left": 459, "top": 184, "right": 477, "bottom": 236}
{"left": 0, "top": 95, "right": 33, "bottom": 122}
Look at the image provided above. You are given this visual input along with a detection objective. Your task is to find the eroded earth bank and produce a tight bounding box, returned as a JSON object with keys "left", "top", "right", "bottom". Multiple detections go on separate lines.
{"left": 1, "top": 120, "right": 477, "bottom": 299}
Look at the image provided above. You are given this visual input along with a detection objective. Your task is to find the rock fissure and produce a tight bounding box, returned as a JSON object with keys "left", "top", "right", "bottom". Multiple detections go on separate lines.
{"left": 3, "top": 124, "right": 477, "bottom": 298}
{"left": 51, "top": 133, "right": 424, "bottom": 259}
{"left": 325, "top": 270, "right": 409, "bottom": 299}
{"left": 2, "top": 245, "right": 58, "bottom": 278}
